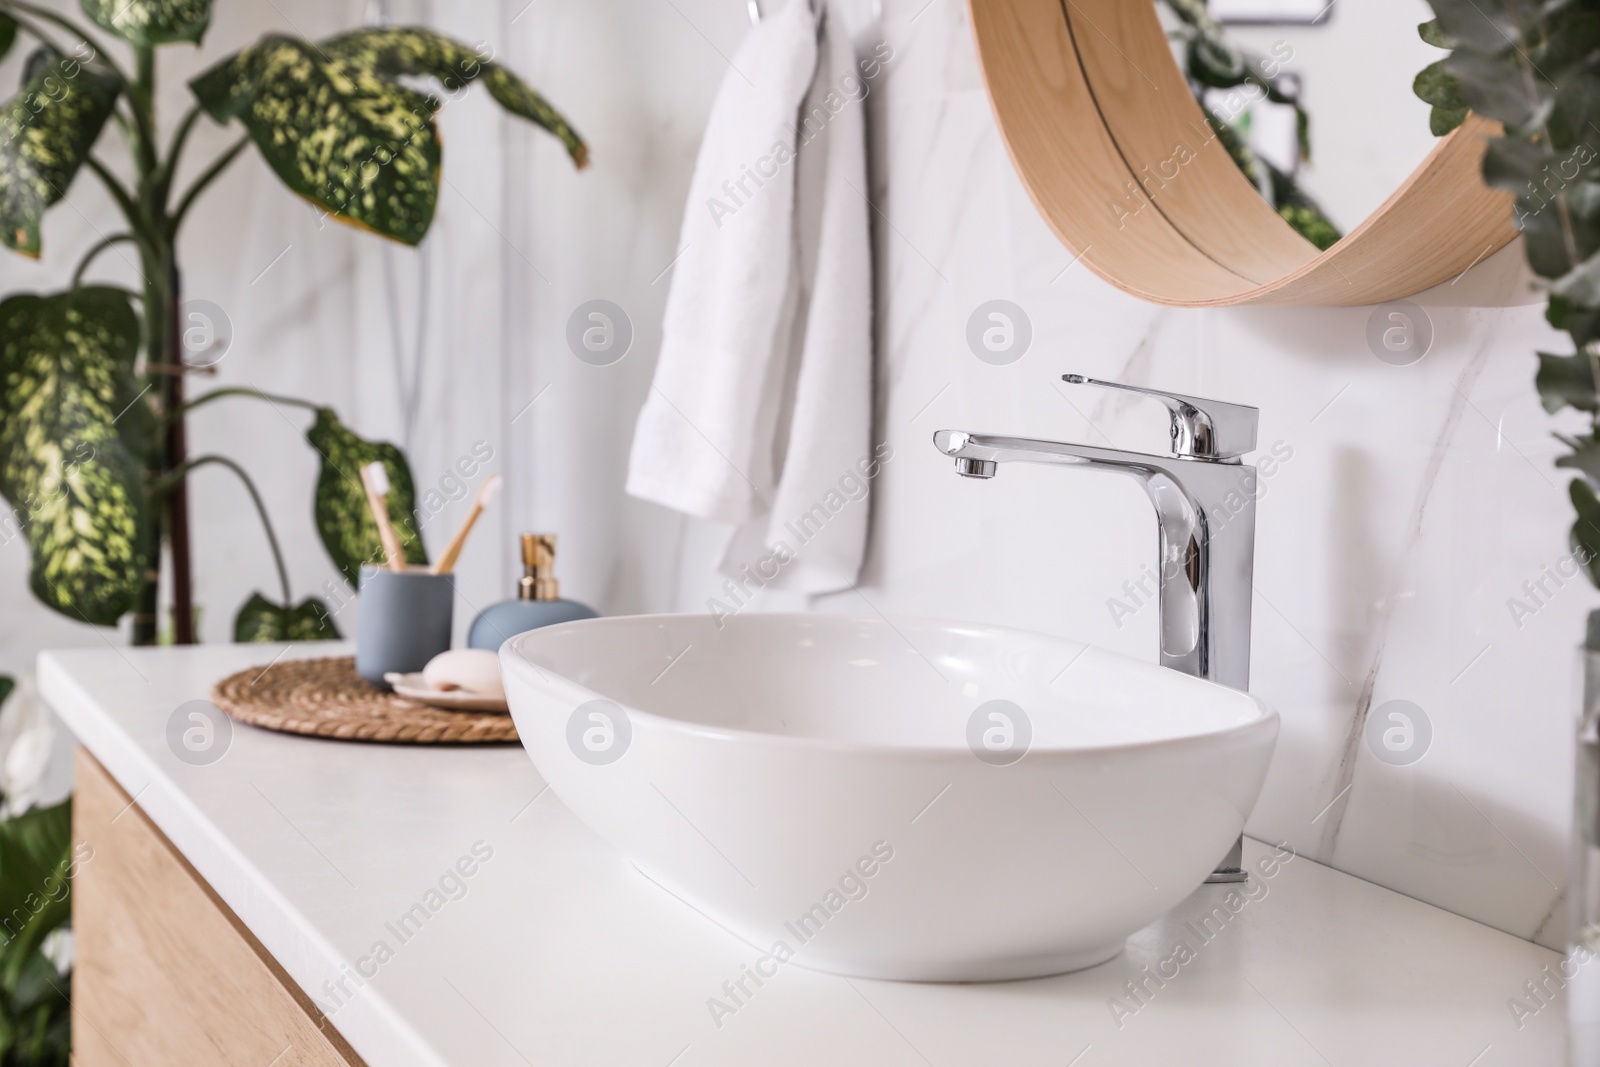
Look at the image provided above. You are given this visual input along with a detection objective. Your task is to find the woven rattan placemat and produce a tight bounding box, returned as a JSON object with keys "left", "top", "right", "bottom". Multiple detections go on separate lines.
{"left": 211, "top": 656, "right": 518, "bottom": 744}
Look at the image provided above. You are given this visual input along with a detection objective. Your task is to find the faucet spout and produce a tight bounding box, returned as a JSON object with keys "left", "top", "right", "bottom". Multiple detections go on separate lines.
{"left": 932, "top": 427, "right": 1257, "bottom": 694}
{"left": 934, "top": 380, "right": 1260, "bottom": 885}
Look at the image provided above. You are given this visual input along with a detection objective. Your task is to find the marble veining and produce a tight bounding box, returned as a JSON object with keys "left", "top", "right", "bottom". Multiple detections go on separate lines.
{"left": 0, "top": 0, "right": 1581, "bottom": 960}
{"left": 1315, "top": 324, "right": 1499, "bottom": 860}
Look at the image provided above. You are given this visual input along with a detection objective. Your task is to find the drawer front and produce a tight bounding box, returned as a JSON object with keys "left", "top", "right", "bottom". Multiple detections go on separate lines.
{"left": 72, "top": 749, "right": 364, "bottom": 1067}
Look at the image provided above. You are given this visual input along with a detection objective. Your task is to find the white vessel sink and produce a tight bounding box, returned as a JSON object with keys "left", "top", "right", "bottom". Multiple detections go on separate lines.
{"left": 501, "top": 613, "right": 1278, "bottom": 982}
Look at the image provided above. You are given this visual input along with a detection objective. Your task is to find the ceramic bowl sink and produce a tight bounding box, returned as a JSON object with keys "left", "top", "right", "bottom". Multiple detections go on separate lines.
{"left": 501, "top": 613, "right": 1278, "bottom": 982}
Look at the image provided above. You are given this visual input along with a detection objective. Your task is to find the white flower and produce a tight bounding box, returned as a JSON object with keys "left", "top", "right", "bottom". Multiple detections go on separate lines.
{"left": 0, "top": 674, "right": 55, "bottom": 817}
{"left": 39, "top": 928, "right": 72, "bottom": 975}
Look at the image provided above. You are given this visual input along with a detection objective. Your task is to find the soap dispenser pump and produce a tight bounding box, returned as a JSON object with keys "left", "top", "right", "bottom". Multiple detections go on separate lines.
{"left": 467, "top": 533, "right": 598, "bottom": 650}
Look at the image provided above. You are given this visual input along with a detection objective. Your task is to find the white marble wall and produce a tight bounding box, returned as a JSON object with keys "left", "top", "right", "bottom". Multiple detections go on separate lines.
{"left": 0, "top": 0, "right": 1583, "bottom": 954}
{"left": 806, "top": 0, "right": 1578, "bottom": 951}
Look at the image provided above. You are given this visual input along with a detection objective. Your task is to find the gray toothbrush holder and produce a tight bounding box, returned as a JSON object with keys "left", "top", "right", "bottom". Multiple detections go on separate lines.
{"left": 355, "top": 565, "right": 454, "bottom": 689}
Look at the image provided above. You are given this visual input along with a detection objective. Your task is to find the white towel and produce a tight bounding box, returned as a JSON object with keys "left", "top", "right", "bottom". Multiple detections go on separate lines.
{"left": 626, "top": 0, "right": 873, "bottom": 595}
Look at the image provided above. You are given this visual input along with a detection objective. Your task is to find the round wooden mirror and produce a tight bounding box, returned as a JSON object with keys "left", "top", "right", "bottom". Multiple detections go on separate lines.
{"left": 970, "top": 0, "right": 1518, "bottom": 306}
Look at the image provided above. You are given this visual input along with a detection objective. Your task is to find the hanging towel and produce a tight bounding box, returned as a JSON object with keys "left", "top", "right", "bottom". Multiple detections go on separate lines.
{"left": 626, "top": 0, "right": 873, "bottom": 595}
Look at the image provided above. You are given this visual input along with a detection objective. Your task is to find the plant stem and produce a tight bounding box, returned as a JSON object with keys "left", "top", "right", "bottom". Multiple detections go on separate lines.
{"left": 0, "top": 2, "right": 123, "bottom": 80}
{"left": 165, "top": 386, "right": 322, "bottom": 424}
{"left": 82, "top": 157, "right": 147, "bottom": 241}
{"left": 122, "top": 39, "right": 190, "bottom": 646}
{"left": 129, "top": 44, "right": 157, "bottom": 178}
{"left": 158, "top": 455, "right": 292, "bottom": 608}
{"left": 71, "top": 233, "right": 136, "bottom": 287}
{"left": 163, "top": 263, "right": 195, "bottom": 644}
{"left": 151, "top": 104, "right": 203, "bottom": 210}
{"left": 167, "top": 137, "right": 249, "bottom": 238}
{"left": 0, "top": 10, "right": 67, "bottom": 55}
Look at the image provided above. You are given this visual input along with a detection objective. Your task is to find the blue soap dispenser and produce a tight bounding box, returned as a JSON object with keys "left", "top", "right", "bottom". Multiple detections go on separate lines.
{"left": 468, "top": 533, "right": 598, "bottom": 650}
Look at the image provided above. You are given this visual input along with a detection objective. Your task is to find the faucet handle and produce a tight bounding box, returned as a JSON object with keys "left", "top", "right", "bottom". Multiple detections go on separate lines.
{"left": 1062, "top": 375, "right": 1258, "bottom": 459}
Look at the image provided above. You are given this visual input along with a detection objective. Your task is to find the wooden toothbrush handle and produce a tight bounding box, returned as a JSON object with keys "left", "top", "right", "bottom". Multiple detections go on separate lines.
{"left": 431, "top": 504, "right": 483, "bottom": 575}
{"left": 360, "top": 471, "right": 406, "bottom": 572}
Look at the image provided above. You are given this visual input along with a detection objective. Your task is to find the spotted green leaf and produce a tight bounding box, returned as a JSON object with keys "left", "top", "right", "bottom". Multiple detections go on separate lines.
{"left": 80, "top": 0, "right": 211, "bottom": 46}
{"left": 189, "top": 28, "right": 585, "bottom": 246}
{"left": 322, "top": 27, "right": 587, "bottom": 167}
{"left": 0, "top": 288, "right": 148, "bottom": 627}
{"left": 305, "top": 409, "right": 426, "bottom": 585}
{"left": 233, "top": 593, "right": 341, "bottom": 642}
{"left": 0, "top": 49, "right": 120, "bottom": 257}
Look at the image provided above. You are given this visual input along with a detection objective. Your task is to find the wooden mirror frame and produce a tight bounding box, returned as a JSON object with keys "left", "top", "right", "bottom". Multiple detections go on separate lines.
{"left": 970, "top": 0, "right": 1519, "bottom": 307}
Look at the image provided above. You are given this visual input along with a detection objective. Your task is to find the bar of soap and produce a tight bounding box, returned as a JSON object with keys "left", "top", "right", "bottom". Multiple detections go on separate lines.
{"left": 422, "top": 649, "right": 505, "bottom": 699}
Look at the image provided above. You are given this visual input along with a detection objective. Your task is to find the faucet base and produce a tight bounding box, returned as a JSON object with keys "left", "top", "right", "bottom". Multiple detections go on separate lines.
{"left": 1204, "top": 835, "right": 1247, "bottom": 883}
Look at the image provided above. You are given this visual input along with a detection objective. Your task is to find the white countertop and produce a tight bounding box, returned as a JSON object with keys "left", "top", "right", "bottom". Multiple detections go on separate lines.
{"left": 40, "top": 642, "right": 1568, "bottom": 1066}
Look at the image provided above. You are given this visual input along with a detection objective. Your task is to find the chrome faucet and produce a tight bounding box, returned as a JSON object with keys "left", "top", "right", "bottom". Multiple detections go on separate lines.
{"left": 934, "top": 374, "right": 1259, "bottom": 883}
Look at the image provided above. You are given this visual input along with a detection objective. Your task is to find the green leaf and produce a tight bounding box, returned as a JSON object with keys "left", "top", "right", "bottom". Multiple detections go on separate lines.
{"left": 80, "top": 0, "right": 210, "bottom": 45}
{"left": 0, "top": 15, "right": 16, "bottom": 64}
{"left": 1414, "top": 60, "right": 1465, "bottom": 111}
{"left": 189, "top": 35, "right": 439, "bottom": 245}
{"left": 0, "top": 799, "right": 73, "bottom": 1010}
{"left": 1185, "top": 35, "right": 1246, "bottom": 89}
{"left": 1418, "top": 18, "right": 1459, "bottom": 50}
{"left": 0, "top": 678, "right": 11, "bottom": 712}
{"left": 1550, "top": 74, "right": 1600, "bottom": 153}
{"left": 1559, "top": 433, "right": 1600, "bottom": 486}
{"left": 1549, "top": 295, "right": 1600, "bottom": 349}
{"left": 0, "top": 288, "right": 147, "bottom": 627}
{"left": 1427, "top": 0, "right": 1529, "bottom": 54}
{"left": 1415, "top": 58, "right": 1469, "bottom": 136}
{"left": 233, "top": 593, "right": 340, "bottom": 642}
{"left": 1574, "top": 478, "right": 1600, "bottom": 586}
{"left": 322, "top": 27, "right": 588, "bottom": 168}
{"left": 0, "top": 48, "right": 121, "bottom": 257}
{"left": 1541, "top": 8, "right": 1600, "bottom": 83}
{"left": 189, "top": 28, "right": 585, "bottom": 246}
{"left": 1554, "top": 250, "right": 1600, "bottom": 307}
{"left": 1430, "top": 105, "right": 1469, "bottom": 136}
{"left": 1522, "top": 188, "right": 1580, "bottom": 279}
{"left": 1443, "top": 50, "right": 1542, "bottom": 131}
{"left": 1482, "top": 136, "right": 1552, "bottom": 193}
{"left": 1536, "top": 350, "right": 1598, "bottom": 414}
{"left": 0, "top": 799, "right": 73, "bottom": 994}
{"left": 305, "top": 408, "right": 426, "bottom": 585}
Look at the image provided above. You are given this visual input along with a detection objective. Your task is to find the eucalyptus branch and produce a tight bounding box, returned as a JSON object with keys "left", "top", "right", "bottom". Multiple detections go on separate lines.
{"left": 71, "top": 232, "right": 136, "bottom": 287}
{"left": 167, "top": 137, "right": 250, "bottom": 237}
{"left": 165, "top": 387, "right": 322, "bottom": 425}
{"left": 155, "top": 455, "right": 292, "bottom": 608}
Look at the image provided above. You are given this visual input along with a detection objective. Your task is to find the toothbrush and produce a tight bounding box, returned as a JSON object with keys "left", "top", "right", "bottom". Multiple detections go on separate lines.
{"left": 432, "top": 475, "right": 503, "bottom": 575}
{"left": 360, "top": 462, "right": 407, "bottom": 573}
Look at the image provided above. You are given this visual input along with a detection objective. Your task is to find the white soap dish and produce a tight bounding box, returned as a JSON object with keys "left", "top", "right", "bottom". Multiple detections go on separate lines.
{"left": 383, "top": 673, "right": 509, "bottom": 713}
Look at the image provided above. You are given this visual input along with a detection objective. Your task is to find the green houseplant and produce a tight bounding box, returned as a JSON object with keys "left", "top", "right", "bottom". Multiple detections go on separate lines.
{"left": 1411, "top": 5, "right": 1600, "bottom": 676}
{"left": 0, "top": 0, "right": 586, "bottom": 645}
{"left": 1415, "top": 0, "right": 1600, "bottom": 1051}
{"left": 0, "top": 677, "right": 74, "bottom": 1067}
{"left": 1161, "top": 0, "right": 1341, "bottom": 250}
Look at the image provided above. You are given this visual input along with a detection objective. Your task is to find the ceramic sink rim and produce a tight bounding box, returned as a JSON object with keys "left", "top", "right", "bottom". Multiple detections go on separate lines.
{"left": 500, "top": 611, "right": 1278, "bottom": 758}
